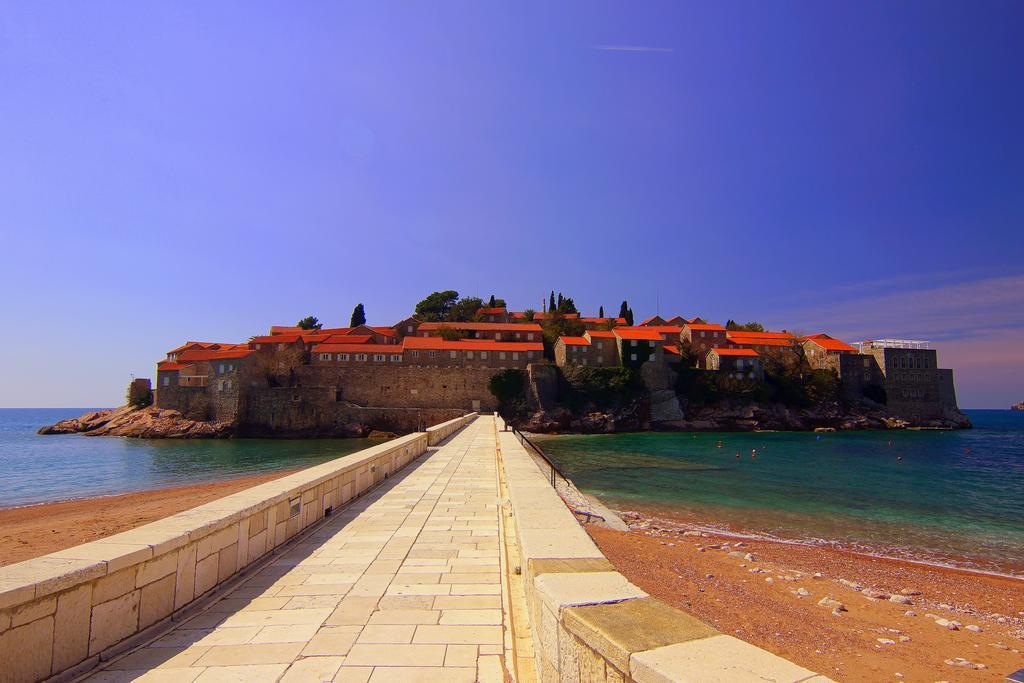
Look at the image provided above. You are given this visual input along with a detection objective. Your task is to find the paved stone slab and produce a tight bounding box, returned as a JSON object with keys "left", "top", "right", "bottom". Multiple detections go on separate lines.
{"left": 84, "top": 417, "right": 506, "bottom": 683}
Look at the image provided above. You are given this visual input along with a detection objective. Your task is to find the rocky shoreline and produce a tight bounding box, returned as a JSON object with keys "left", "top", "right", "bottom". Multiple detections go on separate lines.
{"left": 38, "top": 405, "right": 235, "bottom": 438}
{"left": 38, "top": 406, "right": 402, "bottom": 439}
{"left": 517, "top": 399, "right": 972, "bottom": 434}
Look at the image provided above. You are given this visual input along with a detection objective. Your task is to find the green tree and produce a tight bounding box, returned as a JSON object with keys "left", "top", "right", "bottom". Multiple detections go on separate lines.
{"left": 726, "top": 320, "right": 765, "bottom": 332}
{"left": 447, "top": 296, "right": 484, "bottom": 322}
{"left": 488, "top": 369, "right": 526, "bottom": 407}
{"left": 434, "top": 326, "right": 467, "bottom": 341}
{"left": 349, "top": 303, "right": 366, "bottom": 327}
{"left": 487, "top": 294, "right": 496, "bottom": 308}
{"left": 599, "top": 305, "right": 604, "bottom": 318}
{"left": 521, "top": 308, "right": 536, "bottom": 321}
{"left": 548, "top": 291, "right": 556, "bottom": 313}
{"left": 296, "top": 316, "right": 321, "bottom": 330}
{"left": 618, "top": 300, "right": 633, "bottom": 324}
{"left": 414, "top": 290, "right": 459, "bottom": 321}
{"left": 556, "top": 295, "right": 577, "bottom": 314}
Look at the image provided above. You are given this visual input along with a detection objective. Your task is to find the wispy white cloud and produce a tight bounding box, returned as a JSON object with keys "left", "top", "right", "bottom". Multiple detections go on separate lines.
{"left": 779, "top": 273, "right": 1024, "bottom": 343}
{"left": 594, "top": 45, "right": 673, "bottom": 53}
{"left": 771, "top": 273, "right": 1024, "bottom": 407}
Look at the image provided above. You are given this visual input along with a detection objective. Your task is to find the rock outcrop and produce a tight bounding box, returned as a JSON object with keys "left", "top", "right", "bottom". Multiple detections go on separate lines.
{"left": 39, "top": 405, "right": 235, "bottom": 438}
{"left": 514, "top": 382, "right": 972, "bottom": 435}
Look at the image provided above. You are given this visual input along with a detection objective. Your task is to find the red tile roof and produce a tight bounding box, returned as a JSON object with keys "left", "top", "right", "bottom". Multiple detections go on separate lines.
{"left": 510, "top": 311, "right": 579, "bottom": 320}
{"left": 370, "top": 327, "right": 398, "bottom": 336}
{"left": 168, "top": 341, "right": 220, "bottom": 354}
{"left": 726, "top": 330, "right": 795, "bottom": 340}
{"left": 209, "top": 349, "right": 254, "bottom": 360}
{"left": 640, "top": 316, "right": 665, "bottom": 326}
{"left": 663, "top": 345, "right": 681, "bottom": 356}
{"left": 403, "top": 337, "right": 543, "bottom": 352}
{"left": 614, "top": 327, "right": 664, "bottom": 341}
{"left": 645, "top": 325, "right": 683, "bottom": 334}
{"left": 559, "top": 336, "right": 591, "bottom": 346}
{"left": 727, "top": 337, "right": 794, "bottom": 348}
{"left": 318, "top": 327, "right": 355, "bottom": 335}
{"left": 269, "top": 326, "right": 305, "bottom": 335}
{"left": 156, "top": 362, "right": 191, "bottom": 372}
{"left": 711, "top": 348, "right": 760, "bottom": 357}
{"left": 585, "top": 330, "right": 617, "bottom": 339}
{"left": 685, "top": 323, "right": 726, "bottom": 332}
{"left": 324, "top": 334, "right": 373, "bottom": 344}
{"left": 176, "top": 349, "right": 225, "bottom": 362}
{"left": 476, "top": 307, "right": 507, "bottom": 315}
{"left": 418, "top": 322, "right": 542, "bottom": 332}
{"left": 804, "top": 336, "right": 857, "bottom": 352}
{"left": 250, "top": 334, "right": 303, "bottom": 345}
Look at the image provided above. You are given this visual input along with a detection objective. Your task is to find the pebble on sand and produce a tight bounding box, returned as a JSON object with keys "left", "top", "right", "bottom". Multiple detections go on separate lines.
{"left": 818, "top": 597, "right": 847, "bottom": 612}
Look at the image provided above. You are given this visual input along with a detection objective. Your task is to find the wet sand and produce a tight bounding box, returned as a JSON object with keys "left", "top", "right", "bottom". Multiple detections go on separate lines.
{"left": 0, "top": 469, "right": 300, "bottom": 566}
{"left": 589, "top": 508, "right": 1024, "bottom": 682}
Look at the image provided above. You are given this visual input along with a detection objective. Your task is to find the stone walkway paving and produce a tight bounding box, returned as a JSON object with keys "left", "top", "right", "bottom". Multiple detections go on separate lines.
{"left": 86, "top": 416, "right": 508, "bottom": 683}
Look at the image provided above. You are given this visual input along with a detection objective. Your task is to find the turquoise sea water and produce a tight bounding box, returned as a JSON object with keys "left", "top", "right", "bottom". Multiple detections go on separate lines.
{"left": 533, "top": 410, "right": 1024, "bottom": 576}
{"left": 0, "top": 409, "right": 378, "bottom": 508}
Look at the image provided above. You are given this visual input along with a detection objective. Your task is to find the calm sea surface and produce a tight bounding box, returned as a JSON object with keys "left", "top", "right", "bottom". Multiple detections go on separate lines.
{"left": 533, "top": 410, "right": 1024, "bottom": 576}
{"left": 0, "top": 408, "right": 378, "bottom": 507}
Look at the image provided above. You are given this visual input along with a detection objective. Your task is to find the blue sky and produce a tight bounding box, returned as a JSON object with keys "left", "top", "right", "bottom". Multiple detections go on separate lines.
{"left": 1, "top": 1, "right": 1021, "bottom": 408}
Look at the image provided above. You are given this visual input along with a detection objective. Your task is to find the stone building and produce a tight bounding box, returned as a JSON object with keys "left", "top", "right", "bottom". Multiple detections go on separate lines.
{"left": 475, "top": 307, "right": 510, "bottom": 323}
{"left": 415, "top": 321, "right": 542, "bottom": 342}
{"left": 706, "top": 347, "right": 764, "bottom": 381}
{"left": 681, "top": 323, "right": 729, "bottom": 365}
{"left": 801, "top": 334, "right": 858, "bottom": 372}
{"left": 724, "top": 330, "right": 800, "bottom": 367}
{"left": 613, "top": 327, "right": 665, "bottom": 367}
{"left": 841, "top": 339, "right": 959, "bottom": 422}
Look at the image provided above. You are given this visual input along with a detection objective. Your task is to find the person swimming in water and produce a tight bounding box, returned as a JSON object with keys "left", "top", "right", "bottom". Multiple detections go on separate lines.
{"left": 751, "top": 448, "right": 757, "bottom": 459}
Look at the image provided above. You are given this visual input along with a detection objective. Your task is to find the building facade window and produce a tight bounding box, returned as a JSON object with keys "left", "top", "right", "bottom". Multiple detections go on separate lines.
{"left": 339, "top": 353, "right": 349, "bottom": 361}
{"left": 480, "top": 351, "right": 487, "bottom": 359}
{"left": 374, "top": 354, "right": 385, "bottom": 362}
{"left": 450, "top": 350, "right": 457, "bottom": 359}
{"left": 320, "top": 353, "right": 330, "bottom": 361}
{"left": 391, "top": 354, "right": 401, "bottom": 362}
{"left": 162, "top": 376, "right": 170, "bottom": 386}
{"left": 356, "top": 354, "right": 367, "bottom": 361}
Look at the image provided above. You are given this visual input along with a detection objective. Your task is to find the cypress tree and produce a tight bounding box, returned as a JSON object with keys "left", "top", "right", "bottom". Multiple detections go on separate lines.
{"left": 548, "top": 291, "right": 556, "bottom": 312}
{"left": 618, "top": 301, "right": 629, "bottom": 319}
{"left": 599, "top": 305, "right": 604, "bottom": 318}
{"left": 488, "top": 294, "right": 496, "bottom": 308}
{"left": 350, "top": 303, "right": 366, "bottom": 327}
{"left": 626, "top": 307, "right": 635, "bottom": 326}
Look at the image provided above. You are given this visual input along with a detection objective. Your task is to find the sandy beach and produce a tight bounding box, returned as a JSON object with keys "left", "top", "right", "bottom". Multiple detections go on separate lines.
{"left": 589, "top": 508, "right": 1024, "bottom": 682}
{"left": 0, "top": 469, "right": 299, "bottom": 567}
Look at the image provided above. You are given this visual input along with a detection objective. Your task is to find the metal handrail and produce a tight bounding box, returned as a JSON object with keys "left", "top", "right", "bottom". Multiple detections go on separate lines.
{"left": 499, "top": 413, "right": 569, "bottom": 488}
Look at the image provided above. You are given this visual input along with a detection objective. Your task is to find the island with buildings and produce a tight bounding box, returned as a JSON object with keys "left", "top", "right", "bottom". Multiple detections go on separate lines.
{"left": 42, "top": 292, "right": 971, "bottom": 437}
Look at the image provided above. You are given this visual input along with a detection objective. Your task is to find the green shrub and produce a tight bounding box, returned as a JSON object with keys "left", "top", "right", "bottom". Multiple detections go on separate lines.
{"left": 560, "top": 365, "right": 638, "bottom": 409}
{"left": 489, "top": 369, "right": 526, "bottom": 407}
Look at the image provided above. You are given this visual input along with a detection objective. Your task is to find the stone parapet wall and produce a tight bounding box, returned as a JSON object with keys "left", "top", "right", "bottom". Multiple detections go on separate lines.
{"left": 494, "top": 417, "right": 829, "bottom": 682}
{"left": 427, "top": 413, "right": 477, "bottom": 446}
{"left": 0, "top": 414, "right": 477, "bottom": 683}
